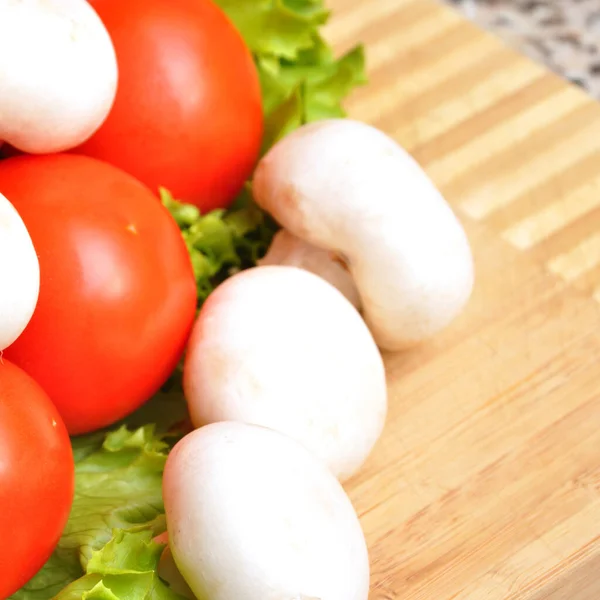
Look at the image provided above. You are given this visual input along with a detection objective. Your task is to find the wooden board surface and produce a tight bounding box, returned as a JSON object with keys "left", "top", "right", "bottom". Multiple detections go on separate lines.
{"left": 323, "top": 0, "right": 600, "bottom": 598}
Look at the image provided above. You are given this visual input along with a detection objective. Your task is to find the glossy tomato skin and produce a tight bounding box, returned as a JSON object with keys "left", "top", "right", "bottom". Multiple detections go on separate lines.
{"left": 0, "top": 360, "right": 74, "bottom": 599}
{"left": 0, "top": 154, "right": 197, "bottom": 435}
{"left": 76, "top": 0, "right": 263, "bottom": 212}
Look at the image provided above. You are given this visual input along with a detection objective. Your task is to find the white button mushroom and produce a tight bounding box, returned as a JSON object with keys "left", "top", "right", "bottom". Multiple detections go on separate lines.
{"left": 0, "top": 0, "right": 118, "bottom": 154}
{"left": 0, "top": 193, "right": 40, "bottom": 351}
{"left": 183, "top": 265, "right": 387, "bottom": 481}
{"left": 252, "top": 118, "right": 475, "bottom": 351}
{"left": 163, "top": 421, "right": 370, "bottom": 600}
{"left": 259, "top": 229, "right": 361, "bottom": 310}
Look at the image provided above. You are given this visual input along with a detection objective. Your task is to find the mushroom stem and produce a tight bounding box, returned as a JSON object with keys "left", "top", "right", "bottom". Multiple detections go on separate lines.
{"left": 259, "top": 229, "right": 361, "bottom": 310}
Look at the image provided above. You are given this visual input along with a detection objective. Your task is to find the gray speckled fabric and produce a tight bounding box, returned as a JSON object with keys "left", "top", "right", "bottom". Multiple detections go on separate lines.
{"left": 445, "top": 0, "right": 600, "bottom": 98}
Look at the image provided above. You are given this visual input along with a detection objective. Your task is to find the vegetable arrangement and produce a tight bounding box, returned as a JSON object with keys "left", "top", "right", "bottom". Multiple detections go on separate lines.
{"left": 0, "top": 0, "right": 474, "bottom": 599}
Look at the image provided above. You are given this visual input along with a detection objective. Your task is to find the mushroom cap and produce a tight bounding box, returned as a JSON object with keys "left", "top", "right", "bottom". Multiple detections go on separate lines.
{"left": 0, "top": 193, "right": 40, "bottom": 351}
{"left": 183, "top": 265, "right": 387, "bottom": 481}
{"left": 259, "top": 229, "right": 361, "bottom": 310}
{"left": 0, "top": 0, "right": 118, "bottom": 153}
{"left": 163, "top": 421, "right": 370, "bottom": 600}
{"left": 253, "top": 118, "right": 475, "bottom": 350}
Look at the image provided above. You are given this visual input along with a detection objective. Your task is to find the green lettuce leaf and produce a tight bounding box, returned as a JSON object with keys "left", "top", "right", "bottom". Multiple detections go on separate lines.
{"left": 213, "top": 0, "right": 330, "bottom": 60}
{"left": 259, "top": 43, "right": 366, "bottom": 149}
{"left": 10, "top": 409, "right": 186, "bottom": 599}
{"left": 53, "top": 530, "right": 184, "bottom": 600}
{"left": 161, "top": 187, "right": 277, "bottom": 305}
{"left": 215, "top": 0, "right": 366, "bottom": 151}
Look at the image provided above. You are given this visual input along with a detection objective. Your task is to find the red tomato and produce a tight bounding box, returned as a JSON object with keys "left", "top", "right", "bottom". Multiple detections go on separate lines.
{"left": 0, "top": 154, "right": 197, "bottom": 435}
{"left": 0, "top": 360, "right": 74, "bottom": 599}
{"left": 76, "top": 0, "right": 263, "bottom": 212}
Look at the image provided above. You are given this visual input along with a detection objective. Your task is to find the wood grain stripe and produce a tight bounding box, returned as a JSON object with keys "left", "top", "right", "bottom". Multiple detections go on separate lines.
{"left": 457, "top": 102, "right": 600, "bottom": 220}
{"left": 323, "top": 0, "right": 419, "bottom": 50}
{"left": 483, "top": 150, "right": 600, "bottom": 233}
{"left": 390, "top": 54, "right": 542, "bottom": 148}
{"left": 459, "top": 499, "right": 600, "bottom": 599}
{"left": 523, "top": 539, "right": 600, "bottom": 600}
{"left": 365, "top": 6, "right": 463, "bottom": 73}
{"left": 348, "top": 27, "right": 497, "bottom": 122}
{"left": 424, "top": 84, "right": 587, "bottom": 186}
{"left": 503, "top": 174, "right": 600, "bottom": 250}
{"left": 559, "top": 257, "right": 600, "bottom": 297}
{"left": 547, "top": 232, "right": 600, "bottom": 282}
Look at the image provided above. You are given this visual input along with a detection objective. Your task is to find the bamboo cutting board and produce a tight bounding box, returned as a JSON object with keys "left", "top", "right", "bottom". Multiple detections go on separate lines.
{"left": 323, "top": 0, "right": 600, "bottom": 598}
